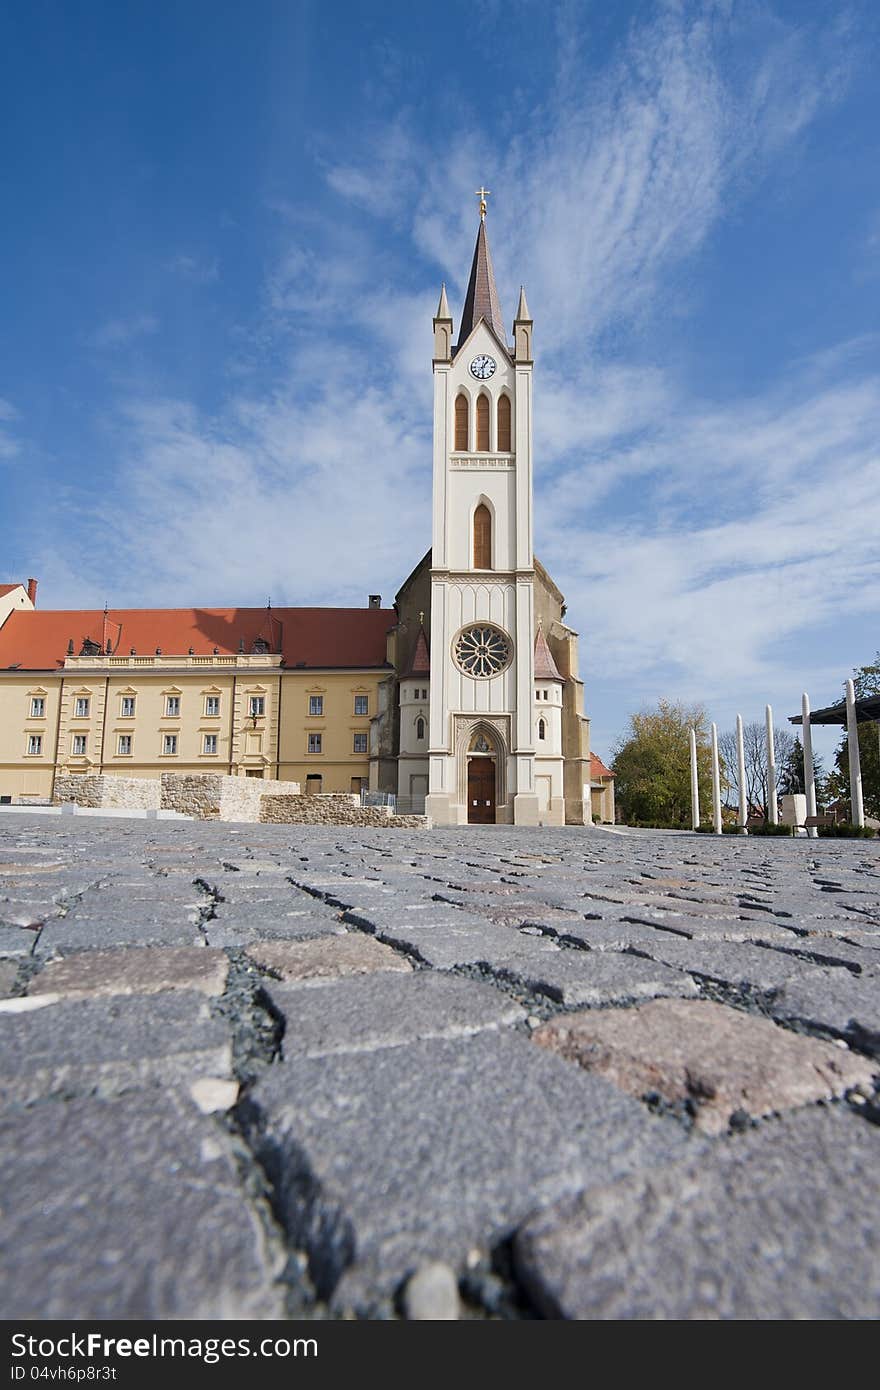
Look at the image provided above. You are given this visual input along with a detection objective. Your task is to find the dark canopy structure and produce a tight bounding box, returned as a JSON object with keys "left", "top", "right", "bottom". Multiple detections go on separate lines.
{"left": 790, "top": 693, "right": 880, "bottom": 726}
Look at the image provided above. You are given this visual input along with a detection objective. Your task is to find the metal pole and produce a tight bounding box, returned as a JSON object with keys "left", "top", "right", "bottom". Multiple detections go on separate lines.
{"left": 711, "top": 722, "right": 723, "bottom": 835}
{"left": 736, "top": 713, "right": 747, "bottom": 833}
{"left": 689, "top": 727, "right": 700, "bottom": 831}
{"left": 766, "top": 704, "right": 777, "bottom": 824}
{"left": 846, "top": 678, "right": 865, "bottom": 828}
{"left": 802, "top": 692, "right": 818, "bottom": 838}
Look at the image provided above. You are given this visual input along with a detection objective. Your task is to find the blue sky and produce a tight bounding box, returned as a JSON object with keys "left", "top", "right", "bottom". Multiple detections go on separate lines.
{"left": 1, "top": 0, "right": 878, "bottom": 763}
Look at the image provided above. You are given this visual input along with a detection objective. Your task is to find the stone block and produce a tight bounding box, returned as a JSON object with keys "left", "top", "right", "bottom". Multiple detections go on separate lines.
{"left": 0, "top": 992, "right": 232, "bottom": 1106}
{"left": 0, "top": 1089, "right": 284, "bottom": 1318}
{"left": 514, "top": 1108, "right": 880, "bottom": 1318}
{"left": 29, "top": 946, "right": 229, "bottom": 1000}
{"left": 265, "top": 969, "right": 522, "bottom": 1059}
{"left": 487, "top": 948, "right": 698, "bottom": 1006}
{"left": 533, "top": 998, "right": 875, "bottom": 1134}
{"left": 250, "top": 1030, "right": 691, "bottom": 1310}
{"left": 246, "top": 932, "right": 411, "bottom": 983}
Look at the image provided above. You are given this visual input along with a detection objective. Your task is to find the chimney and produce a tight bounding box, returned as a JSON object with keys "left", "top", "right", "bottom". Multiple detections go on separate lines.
{"left": 26, "top": 578, "right": 37, "bottom": 605}
{"left": 368, "top": 594, "right": 381, "bottom": 609}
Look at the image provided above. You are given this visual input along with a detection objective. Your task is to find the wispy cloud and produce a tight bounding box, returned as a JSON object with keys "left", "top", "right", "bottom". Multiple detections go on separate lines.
{"left": 0, "top": 397, "right": 21, "bottom": 460}
{"left": 87, "top": 314, "right": 159, "bottom": 349}
{"left": 165, "top": 253, "right": 220, "bottom": 284}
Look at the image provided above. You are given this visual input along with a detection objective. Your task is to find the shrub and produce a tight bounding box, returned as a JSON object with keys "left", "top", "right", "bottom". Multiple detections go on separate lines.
{"left": 817, "top": 823, "right": 876, "bottom": 838}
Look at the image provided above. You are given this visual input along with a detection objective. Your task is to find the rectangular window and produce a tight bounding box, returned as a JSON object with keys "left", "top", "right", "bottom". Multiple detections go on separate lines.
{"left": 308, "top": 733, "right": 322, "bottom": 754}
{"left": 249, "top": 695, "right": 265, "bottom": 717}
{"left": 163, "top": 734, "right": 178, "bottom": 755}
{"left": 204, "top": 696, "right": 220, "bottom": 717}
{"left": 309, "top": 695, "right": 324, "bottom": 716}
{"left": 353, "top": 732, "right": 368, "bottom": 754}
{"left": 30, "top": 697, "right": 45, "bottom": 718}
{"left": 72, "top": 734, "right": 87, "bottom": 755}
{"left": 353, "top": 695, "right": 368, "bottom": 716}
{"left": 74, "top": 697, "right": 90, "bottom": 718}
{"left": 165, "top": 696, "right": 180, "bottom": 717}
{"left": 203, "top": 734, "right": 218, "bottom": 755}
{"left": 117, "top": 735, "right": 132, "bottom": 756}
{"left": 26, "top": 734, "right": 42, "bottom": 756}
{"left": 121, "top": 696, "right": 136, "bottom": 717}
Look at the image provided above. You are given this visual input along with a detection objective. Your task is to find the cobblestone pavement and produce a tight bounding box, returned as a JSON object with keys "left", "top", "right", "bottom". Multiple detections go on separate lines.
{"left": 1, "top": 814, "right": 878, "bottom": 1320}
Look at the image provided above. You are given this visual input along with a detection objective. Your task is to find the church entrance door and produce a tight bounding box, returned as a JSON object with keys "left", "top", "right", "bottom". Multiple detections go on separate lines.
{"left": 467, "top": 758, "right": 496, "bottom": 824}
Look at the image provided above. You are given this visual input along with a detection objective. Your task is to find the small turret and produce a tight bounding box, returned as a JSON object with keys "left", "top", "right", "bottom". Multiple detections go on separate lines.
{"left": 433, "top": 283, "right": 452, "bottom": 364}
{"left": 514, "top": 285, "right": 533, "bottom": 364}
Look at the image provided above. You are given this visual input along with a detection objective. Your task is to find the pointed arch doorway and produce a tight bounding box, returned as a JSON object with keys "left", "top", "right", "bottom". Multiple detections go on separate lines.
{"left": 467, "top": 730, "right": 497, "bottom": 824}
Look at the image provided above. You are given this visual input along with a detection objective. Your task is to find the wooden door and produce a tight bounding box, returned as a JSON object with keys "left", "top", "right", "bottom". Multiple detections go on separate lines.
{"left": 468, "top": 759, "right": 496, "bottom": 824}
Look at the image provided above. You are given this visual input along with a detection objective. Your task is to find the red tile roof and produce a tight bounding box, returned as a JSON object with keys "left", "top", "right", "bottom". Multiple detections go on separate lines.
{"left": 403, "top": 625, "right": 430, "bottom": 677}
{"left": 0, "top": 606, "right": 395, "bottom": 671}
{"left": 534, "top": 626, "right": 562, "bottom": 680}
{"left": 591, "top": 753, "right": 614, "bottom": 780}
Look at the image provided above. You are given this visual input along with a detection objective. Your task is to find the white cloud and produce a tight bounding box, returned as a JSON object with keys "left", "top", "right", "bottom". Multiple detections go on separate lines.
{"left": 165, "top": 253, "right": 220, "bottom": 284}
{"left": 87, "top": 314, "right": 159, "bottom": 349}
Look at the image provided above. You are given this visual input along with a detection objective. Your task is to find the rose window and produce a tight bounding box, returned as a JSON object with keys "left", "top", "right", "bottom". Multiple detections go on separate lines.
{"left": 453, "top": 625, "right": 512, "bottom": 678}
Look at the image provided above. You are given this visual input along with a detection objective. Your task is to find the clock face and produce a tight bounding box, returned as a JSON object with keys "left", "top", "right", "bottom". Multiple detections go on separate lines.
{"left": 453, "top": 624, "right": 512, "bottom": 679}
{"left": 469, "top": 354, "right": 496, "bottom": 381}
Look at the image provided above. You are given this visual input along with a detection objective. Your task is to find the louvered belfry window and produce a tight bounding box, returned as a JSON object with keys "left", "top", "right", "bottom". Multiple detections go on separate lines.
{"left": 476, "top": 394, "right": 490, "bottom": 451}
{"left": 473, "top": 504, "right": 492, "bottom": 569}
{"left": 497, "top": 394, "right": 511, "bottom": 452}
{"left": 455, "top": 394, "right": 469, "bottom": 451}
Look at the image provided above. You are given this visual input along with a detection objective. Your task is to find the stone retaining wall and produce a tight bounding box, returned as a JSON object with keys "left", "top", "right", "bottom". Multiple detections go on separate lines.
{"left": 53, "top": 775, "right": 161, "bottom": 811}
{"left": 259, "top": 793, "right": 429, "bottom": 829}
{"left": 160, "top": 773, "right": 302, "bottom": 822}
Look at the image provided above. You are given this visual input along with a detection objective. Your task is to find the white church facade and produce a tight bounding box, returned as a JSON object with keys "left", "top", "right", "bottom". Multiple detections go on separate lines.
{"left": 371, "top": 201, "right": 597, "bottom": 826}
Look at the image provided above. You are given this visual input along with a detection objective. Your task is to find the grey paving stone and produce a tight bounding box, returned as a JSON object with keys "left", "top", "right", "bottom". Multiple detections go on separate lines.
{"left": 0, "top": 1089, "right": 285, "bottom": 1318}
{"left": 28, "top": 946, "right": 229, "bottom": 1000}
{"left": 0, "top": 992, "right": 232, "bottom": 1106}
{"left": 514, "top": 1107, "right": 880, "bottom": 1319}
{"left": 246, "top": 933, "right": 411, "bottom": 983}
{"left": 770, "top": 970, "right": 880, "bottom": 1049}
{"left": 251, "top": 1030, "right": 692, "bottom": 1310}
{"left": 0, "top": 960, "right": 18, "bottom": 996}
{"left": 343, "top": 906, "right": 559, "bottom": 968}
{"left": 265, "top": 970, "right": 523, "bottom": 1059}
{"left": 205, "top": 910, "right": 344, "bottom": 947}
{"left": 533, "top": 999, "right": 875, "bottom": 1134}
{"left": 0, "top": 925, "right": 37, "bottom": 956}
{"left": 36, "top": 916, "right": 205, "bottom": 953}
{"left": 485, "top": 948, "right": 698, "bottom": 1006}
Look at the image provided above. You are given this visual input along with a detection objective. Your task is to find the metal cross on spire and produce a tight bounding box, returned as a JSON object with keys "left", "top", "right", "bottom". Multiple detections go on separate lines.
{"left": 475, "top": 186, "right": 491, "bottom": 220}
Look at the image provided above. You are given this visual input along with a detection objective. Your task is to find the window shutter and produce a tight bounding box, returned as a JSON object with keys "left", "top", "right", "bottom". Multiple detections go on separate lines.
{"left": 455, "top": 394, "right": 469, "bottom": 451}
{"left": 497, "top": 394, "right": 511, "bottom": 451}
{"left": 476, "top": 394, "right": 490, "bottom": 451}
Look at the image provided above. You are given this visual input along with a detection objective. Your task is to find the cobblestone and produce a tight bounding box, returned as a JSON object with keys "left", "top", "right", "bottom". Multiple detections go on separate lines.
{"left": 1, "top": 813, "right": 878, "bottom": 1320}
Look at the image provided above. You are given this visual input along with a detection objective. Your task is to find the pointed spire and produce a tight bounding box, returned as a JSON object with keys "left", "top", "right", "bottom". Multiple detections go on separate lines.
{"left": 534, "top": 625, "right": 562, "bottom": 681}
{"left": 515, "top": 285, "right": 531, "bottom": 323}
{"left": 457, "top": 216, "right": 507, "bottom": 350}
{"left": 403, "top": 622, "right": 430, "bottom": 678}
{"left": 435, "top": 283, "right": 451, "bottom": 321}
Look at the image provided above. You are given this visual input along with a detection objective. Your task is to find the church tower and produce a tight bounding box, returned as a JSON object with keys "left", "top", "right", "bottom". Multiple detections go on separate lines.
{"left": 423, "top": 194, "right": 564, "bottom": 825}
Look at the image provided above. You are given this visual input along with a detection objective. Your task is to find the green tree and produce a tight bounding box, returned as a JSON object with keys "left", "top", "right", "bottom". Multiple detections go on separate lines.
{"left": 825, "top": 654, "right": 880, "bottom": 818}
{"left": 612, "top": 700, "right": 714, "bottom": 828}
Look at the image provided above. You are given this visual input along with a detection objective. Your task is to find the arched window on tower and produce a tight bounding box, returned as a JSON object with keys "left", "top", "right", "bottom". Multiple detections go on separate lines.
{"left": 538, "top": 718, "right": 546, "bottom": 741}
{"left": 476, "top": 393, "right": 490, "bottom": 451}
{"left": 455, "top": 394, "right": 469, "bottom": 451}
{"left": 416, "top": 717, "right": 425, "bottom": 741}
{"left": 497, "top": 394, "right": 511, "bottom": 452}
{"left": 473, "top": 504, "right": 492, "bottom": 569}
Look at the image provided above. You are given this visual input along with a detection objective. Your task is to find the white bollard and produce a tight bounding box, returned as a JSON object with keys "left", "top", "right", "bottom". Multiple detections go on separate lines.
{"left": 766, "top": 704, "right": 778, "bottom": 825}
{"left": 710, "top": 722, "right": 723, "bottom": 836}
{"left": 846, "top": 679, "right": 865, "bottom": 828}
{"left": 802, "top": 693, "right": 818, "bottom": 839}
{"left": 736, "top": 713, "right": 747, "bottom": 834}
{"left": 689, "top": 727, "right": 700, "bottom": 831}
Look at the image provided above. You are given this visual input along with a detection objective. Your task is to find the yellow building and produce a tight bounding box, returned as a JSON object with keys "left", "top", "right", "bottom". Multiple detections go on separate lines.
{"left": 0, "top": 595, "right": 392, "bottom": 803}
